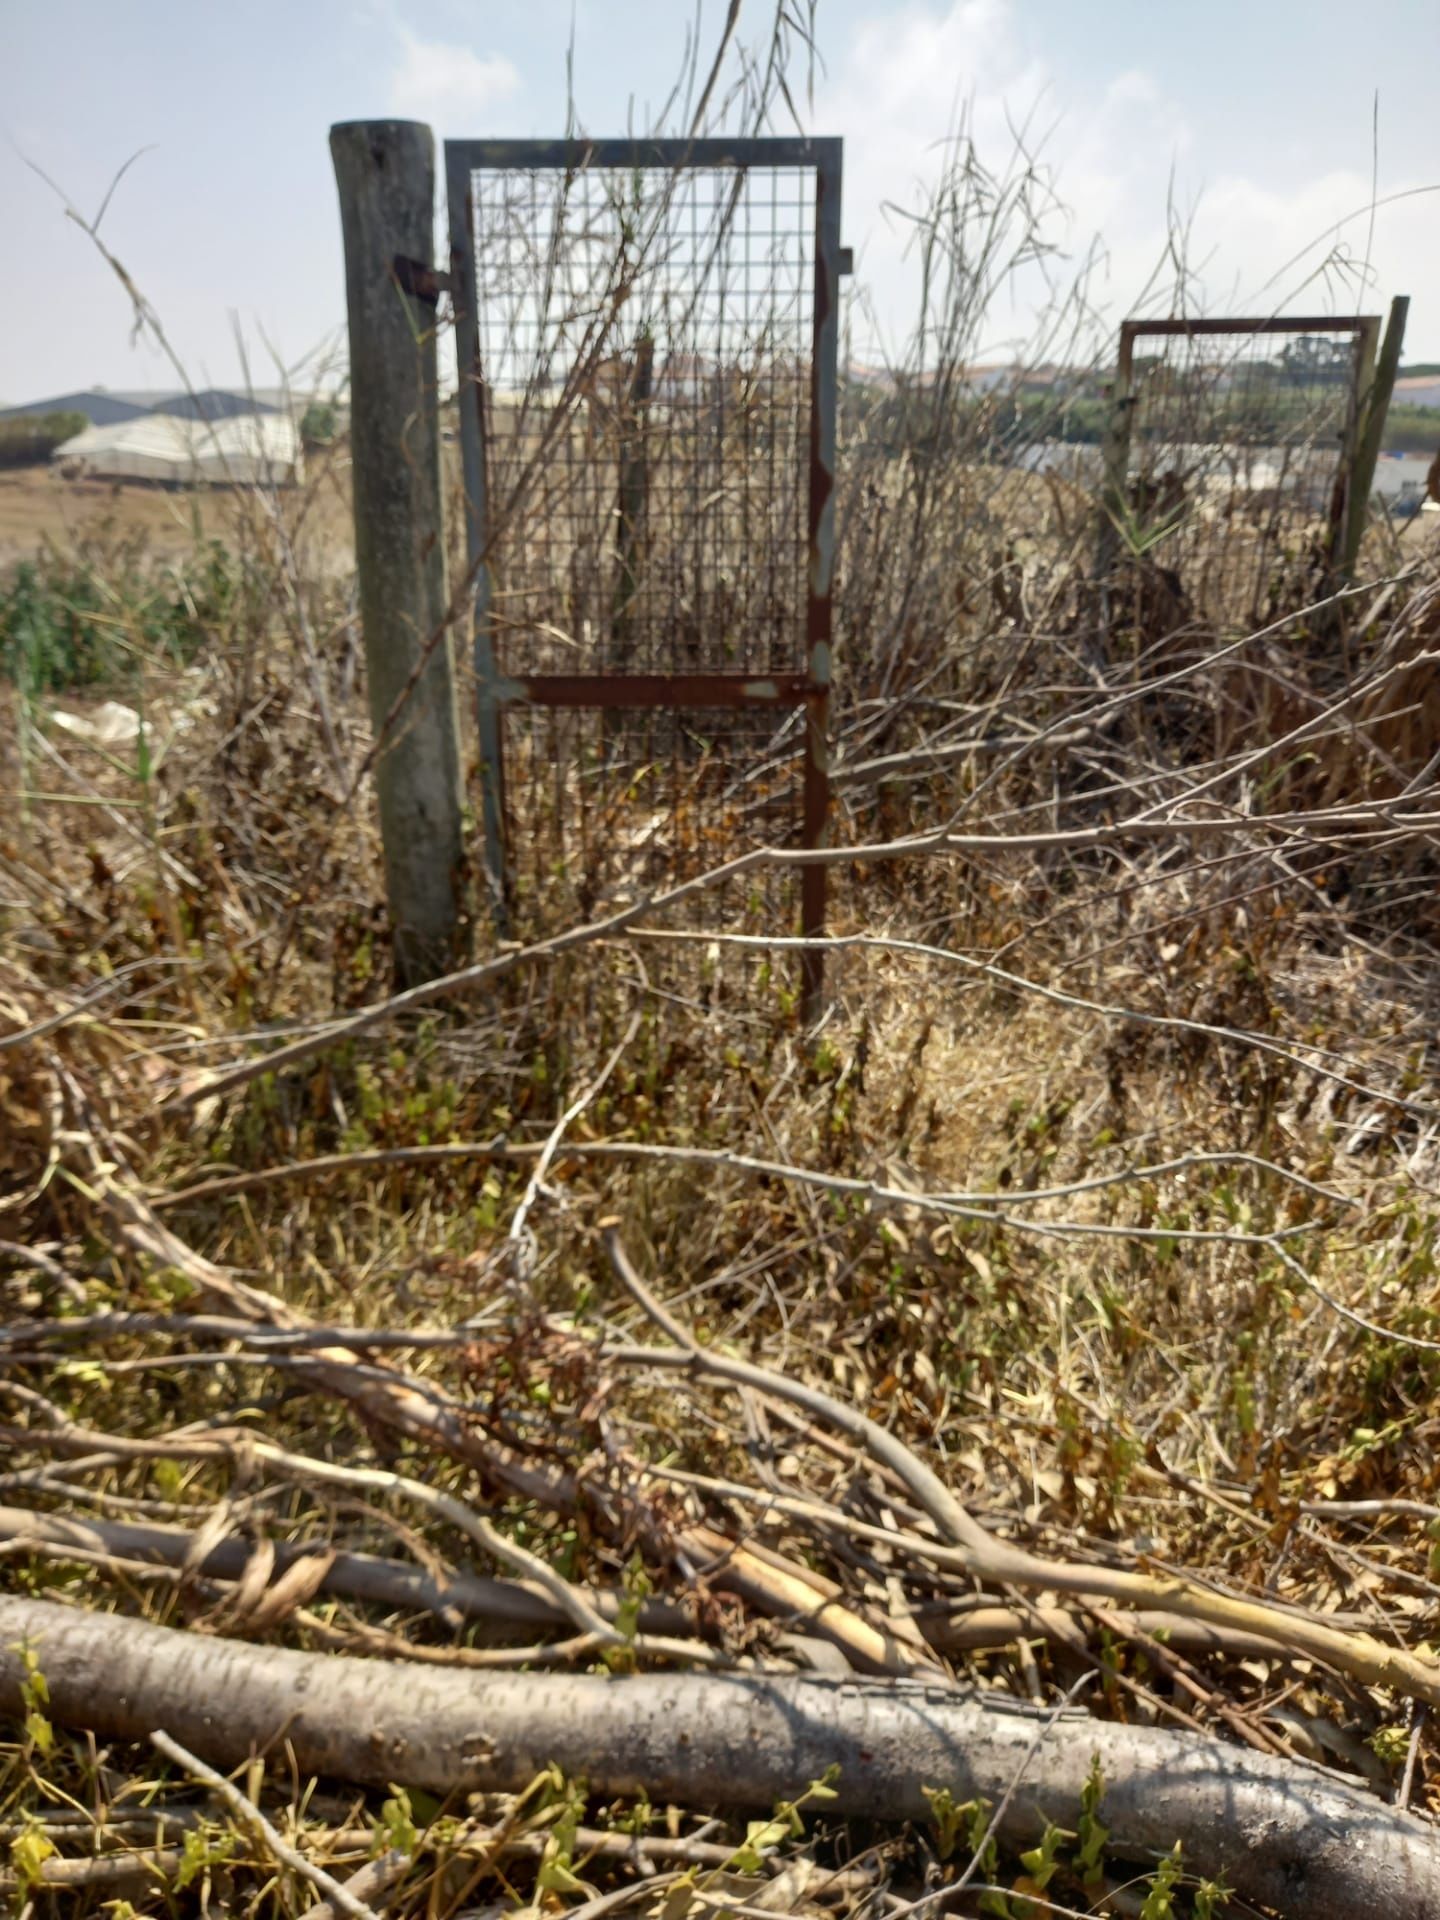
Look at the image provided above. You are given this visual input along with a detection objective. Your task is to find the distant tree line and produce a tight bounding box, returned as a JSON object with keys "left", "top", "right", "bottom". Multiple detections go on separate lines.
{"left": 0, "top": 411, "right": 87, "bottom": 469}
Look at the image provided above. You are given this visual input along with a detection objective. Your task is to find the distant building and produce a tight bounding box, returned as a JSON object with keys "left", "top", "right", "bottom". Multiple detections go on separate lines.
{"left": 1393, "top": 375, "right": 1440, "bottom": 411}
{"left": 0, "top": 389, "right": 156, "bottom": 427}
{"left": 0, "top": 386, "right": 292, "bottom": 427}
{"left": 53, "top": 412, "right": 302, "bottom": 486}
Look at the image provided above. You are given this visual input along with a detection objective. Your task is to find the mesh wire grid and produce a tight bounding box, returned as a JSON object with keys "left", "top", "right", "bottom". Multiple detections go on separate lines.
{"left": 1120, "top": 324, "right": 1364, "bottom": 625}
{"left": 470, "top": 160, "right": 815, "bottom": 679}
{"left": 463, "top": 156, "right": 823, "bottom": 986}
{"left": 502, "top": 702, "right": 804, "bottom": 919}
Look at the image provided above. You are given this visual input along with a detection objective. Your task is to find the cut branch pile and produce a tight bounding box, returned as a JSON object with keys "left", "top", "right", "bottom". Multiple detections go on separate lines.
{"left": 6, "top": 101, "right": 1440, "bottom": 1916}
{"left": 6, "top": 1136, "right": 1440, "bottom": 1916}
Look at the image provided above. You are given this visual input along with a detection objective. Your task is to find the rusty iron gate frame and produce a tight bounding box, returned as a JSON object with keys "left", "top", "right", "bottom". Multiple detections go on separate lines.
{"left": 1099, "top": 312, "right": 1384, "bottom": 579}
{"left": 446, "top": 136, "right": 843, "bottom": 1012}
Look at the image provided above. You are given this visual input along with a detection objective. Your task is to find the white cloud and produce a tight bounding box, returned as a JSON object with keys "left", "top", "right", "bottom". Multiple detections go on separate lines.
{"left": 1103, "top": 70, "right": 1161, "bottom": 110}
{"left": 1189, "top": 172, "right": 1429, "bottom": 312}
{"left": 389, "top": 29, "right": 520, "bottom": 133}
{"left": 823, "top": 0, "right": 1043, "bottom": 223}
{"left": 818, "top": 0, "right": 1436, "bottom": 362}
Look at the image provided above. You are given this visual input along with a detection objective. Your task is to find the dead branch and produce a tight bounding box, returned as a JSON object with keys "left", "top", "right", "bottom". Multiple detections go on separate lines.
{"left": 150, "top": 1727, "right": 383, "bottom": 1920}
{"left": 603, "top": 1227, "right": 1440, "bottom": 1707}
{"left": 0, "top": 1500, "right": 1299, "bottom": 1669}
{"left": 604, "top": 1222, "right": 991, "bottom": 1555}
{"left": 0, "top": 1847, "right": 187, "bottom": 1896}
{"left": 4, "top": 1596, "right": 1439, "bottom": 1920}
{"left": 163, "top": 799, "right": 1440, "bottom": 1117}
{"left": 151, "top": 1139, "right": 1348, "bottom": 1217}
{"left": 0, "top": 1500, "right": 694, "bottom": 1640}
{"left": 7, "top": 1158, "right": 919, "bottom": 1677}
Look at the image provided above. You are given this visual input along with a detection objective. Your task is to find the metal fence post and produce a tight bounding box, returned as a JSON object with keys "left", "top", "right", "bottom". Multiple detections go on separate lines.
{"left": 1339, "top": 295, "right": 1409, "bottom": 577}
{"left": 331, "top": 119, "right": 468, "bottom": 985}
{"left": 1097, "top": 322, "right": 1136, "bottom": 578}
{"left": 804, "top": 140, "right": 843, "bottom": 1022}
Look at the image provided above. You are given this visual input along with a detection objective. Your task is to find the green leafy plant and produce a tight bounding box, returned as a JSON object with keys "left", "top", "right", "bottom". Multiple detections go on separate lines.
{"left": 374, "top": 1786, "right": 420, "bottom": 1857}
{"left": 611, "top": 1548, "right": 653, "bottom": 1645}
{"left": 1074, "top": 1754, "right": 1109, "bottom": 1886}
{"left": 175, "top": 1822, "right": 238, "bottom": 1891}
{"left": 15, "top": 1640, "right": 54, "bottom": 1757}
{"left": 1368, "top": 1722, "right": 1413, "bottom": 1767}
{"left": 1017, "top": 1821, "right": 1073, "bottom": 1892}
{"left": 534, "top": 1763, "right": 593, "bottom": 1896}
{"left": 299, "top": 399, "right": 339, "bottom": 448}
{"left": 726, "top": 1769, "right": 840, "bottom": 1873}
{"left": 9, "top": 1818, "right": 57, "bottom": 1894}
{"left": 0, "top": 539, "right": 245, "bottom": 692}
{"left": 1139, "top": 1842, "right": 1184, "bottom": 1919}
{"left": 920, "top": 1783, "right": 968, "bottom": 1861}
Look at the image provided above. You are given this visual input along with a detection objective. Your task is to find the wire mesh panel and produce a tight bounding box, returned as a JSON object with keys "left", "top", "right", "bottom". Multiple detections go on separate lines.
{"left": 1102, "top": 316, "right": 1380, "bottom": 625}
{"left": 501, "top": 704, "right": 804, "bottom": 919}
{"left": 447, "top": 138, "right": 841, "bottom": 1006}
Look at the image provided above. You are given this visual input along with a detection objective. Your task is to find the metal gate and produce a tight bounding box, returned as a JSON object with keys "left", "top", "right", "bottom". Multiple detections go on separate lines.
{"left": 446, "top": 137, "right": 842, "bottom": 1007}
{"left": 1099, "top": 313, "right": 1390, "bottom": 620}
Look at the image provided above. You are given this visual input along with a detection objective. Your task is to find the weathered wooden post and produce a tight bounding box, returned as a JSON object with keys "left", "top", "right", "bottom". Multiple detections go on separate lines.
{"left": 331, "top": 119, "right": 467, "bottom": 985}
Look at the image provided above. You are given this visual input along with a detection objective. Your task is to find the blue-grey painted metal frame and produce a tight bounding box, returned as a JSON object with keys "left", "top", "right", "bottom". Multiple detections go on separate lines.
{"left": 446, "top": 135, "right": 843, "bottom": 1005}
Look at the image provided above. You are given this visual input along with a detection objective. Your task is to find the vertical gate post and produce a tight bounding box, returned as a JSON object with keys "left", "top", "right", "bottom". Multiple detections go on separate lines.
{"left": 1339, "top": 295, "right": 1409, "bottom": 577}
{"left": 804, "top": 139, "right": 844, "bottom": 1023}
{"left": 445, "top": 143, "right": 506, "bottom": 918}
{"left": 331, "top": 119, "right": 467, "bottom": 985}
{"left": 1097, "top": 322, "right": 1137, "bottom": 578}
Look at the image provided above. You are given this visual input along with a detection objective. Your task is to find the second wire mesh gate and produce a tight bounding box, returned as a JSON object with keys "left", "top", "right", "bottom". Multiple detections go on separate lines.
{"left": 447, "top": 137, "right": 842, "bottom": 1010}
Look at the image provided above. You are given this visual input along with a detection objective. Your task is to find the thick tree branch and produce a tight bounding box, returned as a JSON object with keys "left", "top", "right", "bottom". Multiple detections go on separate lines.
{"left": 4, "top": 1598, "right": 1439, "bottom": 1920}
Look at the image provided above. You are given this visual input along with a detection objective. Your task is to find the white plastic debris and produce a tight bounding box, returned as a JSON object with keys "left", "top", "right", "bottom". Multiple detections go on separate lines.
{"left": 49, "top": 702, "right": 145, "bottom": 748}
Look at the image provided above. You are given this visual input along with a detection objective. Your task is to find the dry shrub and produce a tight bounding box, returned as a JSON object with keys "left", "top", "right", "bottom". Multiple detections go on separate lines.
{"left": 7, "top": 58, "right": 1440, "bottom": 1914}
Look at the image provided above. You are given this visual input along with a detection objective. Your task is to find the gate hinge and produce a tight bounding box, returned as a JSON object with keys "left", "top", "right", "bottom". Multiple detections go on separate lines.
{"left": 392, "top": 255, "right": 454, "bottom": 305}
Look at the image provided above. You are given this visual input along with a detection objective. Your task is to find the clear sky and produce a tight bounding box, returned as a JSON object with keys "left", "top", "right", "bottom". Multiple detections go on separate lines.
{"left": 2, "top": 0, "right": 1437, "bottom": 403}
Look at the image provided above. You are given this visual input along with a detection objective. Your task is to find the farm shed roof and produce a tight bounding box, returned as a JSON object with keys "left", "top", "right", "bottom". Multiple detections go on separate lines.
{"left": 53, "top": 412, "right": 302, "bottom": 486}
{"left": 0, "top": 387, "right": 285, "bottom": 427}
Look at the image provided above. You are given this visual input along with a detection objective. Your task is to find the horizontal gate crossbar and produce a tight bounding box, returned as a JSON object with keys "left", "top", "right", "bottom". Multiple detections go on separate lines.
{"left": 447, "top": 136, "right": 841, "bottom": 173}
{"left": 494, "top": 673, "right": 825, "bottom": 710}
{"left": 1119, "top": 315, "right": 1376, "bottom": 339}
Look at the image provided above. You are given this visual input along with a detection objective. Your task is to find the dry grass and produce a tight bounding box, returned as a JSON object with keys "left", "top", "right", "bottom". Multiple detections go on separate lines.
{"left": 5, "top": 436, "right": 1440, "bottom": 1914}
{"left": 6, "top": 84, "right": 1440, "bottom": 1911}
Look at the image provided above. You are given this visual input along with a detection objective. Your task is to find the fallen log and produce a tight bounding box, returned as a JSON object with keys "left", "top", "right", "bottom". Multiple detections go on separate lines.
{"left": 3, "top": 1597, "right": 1438, "bottom": 1920}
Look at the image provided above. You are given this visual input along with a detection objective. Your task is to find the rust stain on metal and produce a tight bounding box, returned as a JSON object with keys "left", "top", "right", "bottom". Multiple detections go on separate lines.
{"left": 1120, "top": 314, "right": 1378, "bottom": 339}
{"left": 499, "top": 673, "right": 820, "bottom": 711}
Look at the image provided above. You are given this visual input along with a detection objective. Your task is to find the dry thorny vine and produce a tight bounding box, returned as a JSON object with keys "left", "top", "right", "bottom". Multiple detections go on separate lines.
{"left": 7, "top": 24, "right": 1440, "bottom": 1915}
